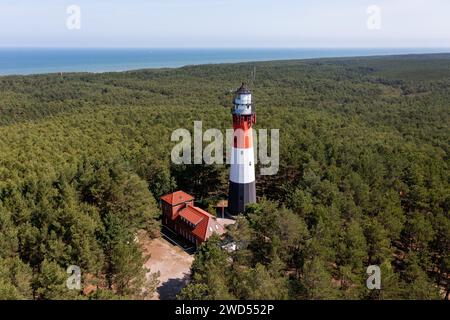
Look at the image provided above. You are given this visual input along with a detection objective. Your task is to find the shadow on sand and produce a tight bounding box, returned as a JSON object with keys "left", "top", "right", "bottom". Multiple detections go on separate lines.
{"left": 157, "top": 274, "right": 190, "bottom": 300}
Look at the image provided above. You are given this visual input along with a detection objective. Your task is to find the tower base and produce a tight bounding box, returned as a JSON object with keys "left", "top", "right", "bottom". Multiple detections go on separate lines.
{"left": 228, "top": 181, "right": 256, "bottom": 215}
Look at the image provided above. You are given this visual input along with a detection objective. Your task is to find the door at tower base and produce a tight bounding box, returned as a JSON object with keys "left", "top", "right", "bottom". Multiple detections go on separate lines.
{"left": 228, "top": 181, "right": 256, "bottom": 215}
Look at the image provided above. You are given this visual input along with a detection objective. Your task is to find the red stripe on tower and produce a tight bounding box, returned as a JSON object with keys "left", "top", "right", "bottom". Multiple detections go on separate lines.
{"left": 228, "top": 83, "right": 257, "bottom": 215}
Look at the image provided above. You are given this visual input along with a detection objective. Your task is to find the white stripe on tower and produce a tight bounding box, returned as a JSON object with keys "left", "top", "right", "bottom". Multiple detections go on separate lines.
{"left": 230, "top": 147, "right": 255, "bottom": 184}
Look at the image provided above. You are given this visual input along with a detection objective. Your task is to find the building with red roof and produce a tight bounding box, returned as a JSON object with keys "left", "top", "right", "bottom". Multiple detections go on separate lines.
{"left": 161, "top": 191, "right": 225, "bottom": 248}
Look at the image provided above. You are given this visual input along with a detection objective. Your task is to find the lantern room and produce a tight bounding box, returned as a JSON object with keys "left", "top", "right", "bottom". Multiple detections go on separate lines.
{"left": 232, "top": 83, "right": 253, "bottom": 116}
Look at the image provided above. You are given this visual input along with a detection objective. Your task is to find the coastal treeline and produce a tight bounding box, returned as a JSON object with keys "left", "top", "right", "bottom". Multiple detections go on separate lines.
{"left": 0, "top": 54, "right": 449, "bottom": 299}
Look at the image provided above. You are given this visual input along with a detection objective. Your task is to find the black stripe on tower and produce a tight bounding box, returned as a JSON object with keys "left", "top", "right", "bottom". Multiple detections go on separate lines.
{"left": 228, "top": 181, "right": 256, "bottom": 215}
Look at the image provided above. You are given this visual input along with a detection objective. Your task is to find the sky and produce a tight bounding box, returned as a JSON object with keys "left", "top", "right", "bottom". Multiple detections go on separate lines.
{"left": 0, "top": 0, "right": 449, "bottom": 48}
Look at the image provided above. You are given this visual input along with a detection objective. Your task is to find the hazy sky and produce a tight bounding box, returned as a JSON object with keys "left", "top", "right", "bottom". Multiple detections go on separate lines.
{"left": 0, "top": 0, "right": 449, "bottom": 47}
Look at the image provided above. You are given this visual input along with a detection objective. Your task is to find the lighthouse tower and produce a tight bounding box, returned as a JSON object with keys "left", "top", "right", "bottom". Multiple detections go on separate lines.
{"left": 228, "top": 83, "right": 257, "bottom": 215}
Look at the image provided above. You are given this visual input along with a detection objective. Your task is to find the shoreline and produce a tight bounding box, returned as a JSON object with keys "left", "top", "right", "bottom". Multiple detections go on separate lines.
{"left": 1, "top": 48, "right": 449, "bottom": 77}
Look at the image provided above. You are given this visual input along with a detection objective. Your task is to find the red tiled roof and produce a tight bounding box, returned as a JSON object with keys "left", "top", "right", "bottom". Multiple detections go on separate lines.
{"left": 161, "top": 191, "right": 194, "bottom": 206}
{"left": 181, "top": 206, "right": 225, "bottom": 241}
{"left": 189, "top": 206, "right": 212, "bottom": 240}
{"left": 161, "top": 191, "right": 226, "bottom": 242}
{"left": 179, "top": 206, "right": 205, "bottom": 226}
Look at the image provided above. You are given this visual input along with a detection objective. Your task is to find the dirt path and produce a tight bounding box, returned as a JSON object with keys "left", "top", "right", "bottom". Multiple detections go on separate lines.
{"left": 139, "top": 234, "right": 194, "bottom": 300}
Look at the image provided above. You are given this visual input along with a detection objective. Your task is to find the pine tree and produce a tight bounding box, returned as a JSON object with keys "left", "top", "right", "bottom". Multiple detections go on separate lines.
{"left": 0, "top": 257, "right": 33, "bottom": 299}
{"left": 299, "top": 257, "right": 341, "bottom": 300}
{"left": 179, "top": 235, "right": 233, "bottom": 300}
{"left": 401, "top": 252, "right": 440, "bottom": 300}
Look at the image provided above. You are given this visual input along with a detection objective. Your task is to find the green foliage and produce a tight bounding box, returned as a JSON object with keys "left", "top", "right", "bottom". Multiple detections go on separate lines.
{"left": 178, "top": 235, "right": 233, "bottom": 300}
{"left": 0, "top": 257, "right": 32, "bottom": 299}
{"left": 1, "top": 54, "right": 449, "bottom": 299}
{"left": 32, "top": 259, "right": 81, "bottom": 300}
{"left": 0, "top": 158, "right": 160, "bottom": 299}
{"left": 299, "top": 257, "right": 341, "bottom": 300}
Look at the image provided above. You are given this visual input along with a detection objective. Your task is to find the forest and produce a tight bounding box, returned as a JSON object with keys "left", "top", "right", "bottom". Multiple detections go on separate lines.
{"left": 0, "top": 53, "right": 448, "bottom": 299}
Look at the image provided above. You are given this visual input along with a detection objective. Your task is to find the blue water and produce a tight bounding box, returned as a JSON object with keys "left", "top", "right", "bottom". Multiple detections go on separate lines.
{"left": 0, "top": 48, "right": 448, "bottom": 76}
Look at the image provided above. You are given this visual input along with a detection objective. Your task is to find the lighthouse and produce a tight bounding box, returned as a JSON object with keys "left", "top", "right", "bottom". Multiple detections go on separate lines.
{"left": 228, "top": 83, "right": 257, "bottom": 215}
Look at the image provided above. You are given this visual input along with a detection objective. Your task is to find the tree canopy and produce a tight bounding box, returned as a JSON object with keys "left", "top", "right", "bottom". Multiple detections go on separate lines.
{"left": 0, "top": 54, "right": 449, "bottom": 299}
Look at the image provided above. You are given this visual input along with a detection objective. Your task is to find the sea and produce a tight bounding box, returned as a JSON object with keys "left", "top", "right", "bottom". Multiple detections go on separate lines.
{"left": 0, "top": 47, "right": 448, "bottom": 76}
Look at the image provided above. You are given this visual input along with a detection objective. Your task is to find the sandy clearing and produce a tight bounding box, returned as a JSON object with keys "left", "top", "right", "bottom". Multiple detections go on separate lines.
{"left": 140, "top": 234, "right": 194, "bottom": 300}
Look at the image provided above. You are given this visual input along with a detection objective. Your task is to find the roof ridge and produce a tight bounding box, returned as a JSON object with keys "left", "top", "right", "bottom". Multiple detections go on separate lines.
{"left": 186, "top": 204, "right": 215, "bottom": 218}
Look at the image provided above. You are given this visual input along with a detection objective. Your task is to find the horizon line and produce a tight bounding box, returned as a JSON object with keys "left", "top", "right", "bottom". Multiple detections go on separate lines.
{"left": 1, "top": 46, "right": 450, "bottom": 50}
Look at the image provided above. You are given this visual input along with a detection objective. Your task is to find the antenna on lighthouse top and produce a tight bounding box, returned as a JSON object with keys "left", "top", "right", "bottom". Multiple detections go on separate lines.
{"left": 249, "top": 65, "right": 256, "bottom": 89}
